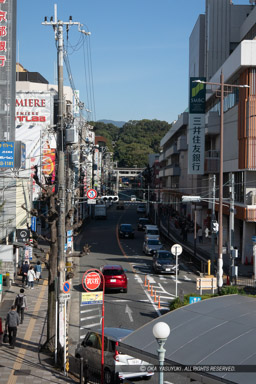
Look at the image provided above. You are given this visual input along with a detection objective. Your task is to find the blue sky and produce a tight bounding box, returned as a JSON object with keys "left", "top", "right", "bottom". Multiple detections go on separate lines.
{"left": 17, "top": 0, "right": 251, "bottom": 124}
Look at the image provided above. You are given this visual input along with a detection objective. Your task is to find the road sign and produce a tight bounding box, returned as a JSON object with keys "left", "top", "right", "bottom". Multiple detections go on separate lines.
{"left": 189, "top": 296, "right": 201, "bottom": 304}
{"left": 62, "top": 281, "right": 70, "bottom": 293}
{"left": 81, "top": 291, "right": 103, "bottom": 305}
{"left": 87, "top": 188, "right": 97, "bottom": 199}
{"left": 84, "top": 271, "right": 101, "bottom": 290}
{"left": 59, "top": 293, "right": 71, "bottom": 302}
{"left": 171, "top": 244, "right": 183, "bottom": 256}
{"left": 87, "top": 199, "right": 96, "bottom": 204}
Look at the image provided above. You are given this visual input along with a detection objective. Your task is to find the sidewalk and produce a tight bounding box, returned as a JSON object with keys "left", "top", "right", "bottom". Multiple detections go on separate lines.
{"left": 160, "top": 215, "right": 254, "bottom": 279}
{"left": 0, "top": 266, "right": 78, "bottom": 383}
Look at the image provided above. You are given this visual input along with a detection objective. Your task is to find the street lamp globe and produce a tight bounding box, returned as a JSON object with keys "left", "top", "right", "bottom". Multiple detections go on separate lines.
{"left": 153, "top": 322, "right": 170, "bottom": 340}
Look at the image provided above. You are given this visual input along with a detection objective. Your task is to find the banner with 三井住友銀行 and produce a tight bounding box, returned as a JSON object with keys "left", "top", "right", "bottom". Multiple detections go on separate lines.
{"left": 188, "top": 77, "right": 206, "bottom": 175}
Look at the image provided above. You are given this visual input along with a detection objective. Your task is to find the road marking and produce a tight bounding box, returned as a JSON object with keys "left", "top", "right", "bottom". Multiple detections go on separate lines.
{"left": 80, "top": 321, "right": 101, "bottom": 331}
{"left": 80, "top": 308, "right": 99, "bottom": 313}
{"left": 81, "top": 314, "right": 100, "bottom": 321}
{"left": 125, "top": 304, "right": 134, "bottom": 322}
{"left": 184, "top": 275, "right": 192, "bottom": 281}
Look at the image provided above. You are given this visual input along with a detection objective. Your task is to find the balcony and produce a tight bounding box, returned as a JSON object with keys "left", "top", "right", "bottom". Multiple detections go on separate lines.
{"left": 205, "top": 112, "right": 220, "bottom": 136}
{"left": 165, "top": 144, "right": 178, "bottom": 158}
{"left": 204, "top": 150, "right": 219, "bottom": 173}
{"left": 177, "top": 135, "right": 187, "bottom": 151}
{"left": 165, "top": 164, "right": 181, "bottom": 176}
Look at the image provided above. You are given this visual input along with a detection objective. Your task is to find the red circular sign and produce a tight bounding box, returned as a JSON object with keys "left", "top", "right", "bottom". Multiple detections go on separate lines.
{"left": 84, "top": 271, "right": 101, "bottom": 290}
{"left": 87, "top": 189, "right": 97, "bottom": 199}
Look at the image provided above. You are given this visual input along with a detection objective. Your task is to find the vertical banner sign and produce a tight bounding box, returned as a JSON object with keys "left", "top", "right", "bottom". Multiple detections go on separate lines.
{"left": 188, "top": 77, "right": 206, "bottom": 174}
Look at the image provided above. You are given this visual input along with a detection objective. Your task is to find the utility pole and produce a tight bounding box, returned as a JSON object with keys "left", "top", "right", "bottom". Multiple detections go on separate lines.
{"left": 211, "top": 174, "right": 216, "bottom": 275}
{"left": 229, "top": 173, "right": 235, "bottom": 282}
{"left": 42, "top": 4, "right": 90, "bottom": 370}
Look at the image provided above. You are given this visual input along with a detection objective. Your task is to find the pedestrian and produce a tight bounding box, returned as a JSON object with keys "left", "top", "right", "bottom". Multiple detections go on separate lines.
{"left": 21, "top": 261, "right": 29, "bottom": 287}
{"left": 34, "top": 261, "right": 42, "bottom": 283}
{"left": 27, "top": 265, "right": 36, "bottom": 289}
{"left": 205, "top": 227, "right": 209, "bottom": 239}
{"left": 197, "top": 227, "right": 203, "bottom": 243}
{"left": 15, "top": 288, "right": 27, "bottom": 324}
{"left": 5, "top": 305, "right": 19, "bottom": 349}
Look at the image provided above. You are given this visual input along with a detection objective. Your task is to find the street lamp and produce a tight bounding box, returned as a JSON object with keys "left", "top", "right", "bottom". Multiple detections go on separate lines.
{"left": 193, "top": 74, "right": 249, "bottom": 290}
{"left": 153, "top": 322, "right": 170, "bottom": 384}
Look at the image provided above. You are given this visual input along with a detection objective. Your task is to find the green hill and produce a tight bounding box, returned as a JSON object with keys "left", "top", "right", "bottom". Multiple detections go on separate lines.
{"left": 90, "top": 119, "right": 172, "bottom": 168}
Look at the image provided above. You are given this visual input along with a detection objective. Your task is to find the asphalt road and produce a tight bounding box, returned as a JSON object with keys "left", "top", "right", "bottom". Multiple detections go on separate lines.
{"left": 70, "top": 203, "right": 199, "bottom": 384}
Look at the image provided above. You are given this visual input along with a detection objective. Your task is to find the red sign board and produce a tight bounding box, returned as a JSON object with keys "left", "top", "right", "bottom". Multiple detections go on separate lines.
{"left": 84, "top": 271, "right": 101, "bottom": 291}
{"left": 87, "top": 188, "right": 97, "bottom": 199}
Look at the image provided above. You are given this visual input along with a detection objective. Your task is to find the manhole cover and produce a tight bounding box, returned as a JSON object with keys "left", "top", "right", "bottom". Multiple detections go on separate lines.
{"left": 14, "top": 370, "right": 31, "bottom": 376}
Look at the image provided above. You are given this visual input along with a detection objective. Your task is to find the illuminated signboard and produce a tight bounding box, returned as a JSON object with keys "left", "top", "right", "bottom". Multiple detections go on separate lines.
{"left": 0, "top": 141, "right": 14, "bottom": 168}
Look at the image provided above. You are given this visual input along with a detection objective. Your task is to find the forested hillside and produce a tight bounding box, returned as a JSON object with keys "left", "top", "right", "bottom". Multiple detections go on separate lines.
{"left": 90, "top": 119, "right": 172, "bottom": 168}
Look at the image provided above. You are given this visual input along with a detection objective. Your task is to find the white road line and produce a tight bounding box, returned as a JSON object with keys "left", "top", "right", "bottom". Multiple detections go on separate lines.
{"left": 134, "top": 274, "right": 143, "bottom": 284}
{"left": 81, "top": 314, "right": 99, "bottom": 321}
{"left": 80, "top": 308, "right": 99, "bottom": 314}
{"left": 184, "top": 275, "right": 192, "bottom": 281}
{"left": 105, "top": 299, "right": 129, "bottom": 302}
{"left": 80, "top": 321, "right": 101, "bottom": 330}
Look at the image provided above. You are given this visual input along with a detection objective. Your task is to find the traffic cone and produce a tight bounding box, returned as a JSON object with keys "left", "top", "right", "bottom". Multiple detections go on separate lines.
{"left": 144, "top": 275, "right": 147, "bottom": 287}
{"left": 226, "top": 275, "right": 230, "bottom": 286}
{"left": 158, "top": 296, "right": 161, "bottom": 309}
{"left": 151, "top": 286, "right": 153, "bottom": 296}
{"left": 154, "top": 290, "right": 157, "bottom": 302}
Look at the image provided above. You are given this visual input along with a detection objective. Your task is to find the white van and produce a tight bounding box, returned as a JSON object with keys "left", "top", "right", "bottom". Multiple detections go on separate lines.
{"left": 144, "top": 225, "right": 159, "bottom": 241}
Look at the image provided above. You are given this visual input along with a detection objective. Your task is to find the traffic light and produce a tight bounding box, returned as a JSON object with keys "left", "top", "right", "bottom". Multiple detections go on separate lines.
{"left": 101, "top": 195, "right": 119, "bottom": 202}
{"left": 212, "top": 220, "right": 219, "bottom": 233}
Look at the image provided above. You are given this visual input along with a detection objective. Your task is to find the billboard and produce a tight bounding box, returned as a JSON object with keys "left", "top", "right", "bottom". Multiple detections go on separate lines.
{"left": 0, "top": 0, "right": 16, "bottom": 142}
{"left": 188, "top": 77, "right": 206, "bottom": 175}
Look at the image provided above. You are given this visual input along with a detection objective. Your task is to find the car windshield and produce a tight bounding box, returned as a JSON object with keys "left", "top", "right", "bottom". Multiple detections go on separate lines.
{"left": 103, "top": 269, "right": 124, "bottom": 276}
{"left": 148, "top": 239, "right": 161, "bottom": 245}
{"left": 121, "top": 225, "right": 132, "bottom": 231}
{"left": 157, "top": 252, "right": 173, "bottom": 260}
{"left": 148, "top": 230, "right": 159, "bottom": 235}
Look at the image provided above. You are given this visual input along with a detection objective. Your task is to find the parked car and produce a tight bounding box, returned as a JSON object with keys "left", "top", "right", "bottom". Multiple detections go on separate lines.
{"left": 144, "top": 225, "right": 159, "bottom": 241}
{"left": 152, "top": 250, "right": 179, "bottom": 274}
{"left": 143, "top": 238, "right": 163, "bottom": 255}
{"left": 137, "top": 217, "right": 150, "bottom": 231}
{"left": 130, "top": 195, "right": 136, "bottom": 201}
{"left": 75, "top": 327, "right": 154, "bottom": 384}
{"left": 100, "top": 265, "right": 127, "bottom": 292}
{"left": 137, "top": 204, "right": 146, "bottom": 214}
{"left": 119, "top": 224, "right": 135, "bottom": 238}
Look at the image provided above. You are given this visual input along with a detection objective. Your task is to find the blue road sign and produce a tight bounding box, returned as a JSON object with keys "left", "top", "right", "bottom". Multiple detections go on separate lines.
{"left": 189, "top": 297, "right": 201, "bottom": 304}
{"left": 63, "top": 281, "right": 70, "bottom": 293}
{"left": 31, "top": 216, "right": 37, "bottom": 232}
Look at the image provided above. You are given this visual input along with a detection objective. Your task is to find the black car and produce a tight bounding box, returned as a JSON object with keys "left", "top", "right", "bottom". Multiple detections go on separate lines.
{"left": 119, "top": 224, "right": 135, "bottom": 238}
{"left": 137, "top": 217, "right": 150, "bottom": 231}
{"left": 152, "top": 250, "right": 179, "bottom": 274}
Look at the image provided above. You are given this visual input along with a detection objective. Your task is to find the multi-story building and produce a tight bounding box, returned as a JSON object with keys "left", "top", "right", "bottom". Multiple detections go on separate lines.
{"left": 160, "top": 0, "right": 256, "bottom": 263}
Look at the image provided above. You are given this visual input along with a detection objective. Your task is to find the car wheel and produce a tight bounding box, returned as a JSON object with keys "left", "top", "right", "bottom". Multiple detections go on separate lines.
{"left": 104, "top": 368, "right": 113, "bottom": 384}
{"left": 144, "top": 375, "right": 152, "bottom": 380}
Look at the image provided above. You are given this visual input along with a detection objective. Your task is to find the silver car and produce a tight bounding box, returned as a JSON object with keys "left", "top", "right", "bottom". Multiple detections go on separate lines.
{"left": 75, "top": 328, "right": 154, "bottom": 383}
{"left": 152, "top": 250, "right": 179, "bottom": 274}
{"left": 143, "top": 238, "right": 163, "bottom": 255}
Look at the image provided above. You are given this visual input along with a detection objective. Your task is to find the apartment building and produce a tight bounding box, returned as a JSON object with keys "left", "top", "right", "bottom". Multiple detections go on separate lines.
{"left": 159, "top": 0, "right": 256, "bottom": 263}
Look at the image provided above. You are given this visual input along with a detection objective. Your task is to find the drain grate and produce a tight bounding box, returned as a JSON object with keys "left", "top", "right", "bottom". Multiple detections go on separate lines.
{"left": 14, "top": 370, "right": 31, "bottom": 376}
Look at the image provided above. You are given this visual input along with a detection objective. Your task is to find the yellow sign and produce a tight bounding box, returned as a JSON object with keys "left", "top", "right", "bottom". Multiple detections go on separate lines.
{"left": 66, "top": 360, "right": 69, "bottom": 372}
{"left": 82, "top": 291, "right": 103, "bottom": 305}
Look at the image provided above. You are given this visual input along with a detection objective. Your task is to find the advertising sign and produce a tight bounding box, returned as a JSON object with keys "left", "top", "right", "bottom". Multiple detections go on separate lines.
{"left": 188, "top": 77, "right": 206, "bottom": 175}
{"left": 0, "top": 141, "right": 14, "bottom": 168}
{"left": 81, "top": 291, "right": 103, "bottom": 305}
{"left": 16, "top": 229, "right": 30, "bottom": 243}
{"left": 0, "top": 274, "right": 2, "bottom": 293}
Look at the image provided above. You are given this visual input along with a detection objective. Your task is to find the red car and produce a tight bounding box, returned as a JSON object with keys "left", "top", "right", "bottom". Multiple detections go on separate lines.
{"left": 100, "top": 265, "right": 127, "bottom": 293}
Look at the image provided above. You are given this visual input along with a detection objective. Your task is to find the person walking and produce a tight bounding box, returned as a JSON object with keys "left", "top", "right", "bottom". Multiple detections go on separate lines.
{"left": 5, "top": 305, "right": 20, "bottom": 349}
{"left": 21, "top": 261, "right": 29, "bottom": 287}
{"left": 34, "top": 261, "right": 42, "bottom": 284}
{"left": 15, "top": 288, "right": 27, "bottom": 324}
{"left": 27, "top": 265, "right": 36, "bottom": 289}
{"left": 197, "top": 227, "right": 203, "bottom": 243}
